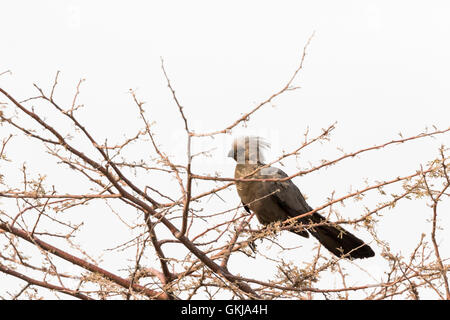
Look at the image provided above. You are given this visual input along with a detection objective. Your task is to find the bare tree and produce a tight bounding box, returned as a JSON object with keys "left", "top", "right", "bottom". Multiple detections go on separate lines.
{"left": 0, "top": 38, "right": 449, "bottom": 300}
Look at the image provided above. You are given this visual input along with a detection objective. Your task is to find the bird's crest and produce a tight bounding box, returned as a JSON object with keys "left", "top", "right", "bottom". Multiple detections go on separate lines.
{"left": 229, "top": 136, "right": 270, "bottom": 164}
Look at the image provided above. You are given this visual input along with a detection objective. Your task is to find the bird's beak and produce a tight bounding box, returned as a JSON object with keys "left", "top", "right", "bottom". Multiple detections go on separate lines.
{"left": 227, "top": 149, "right": 234, "bottom": 158}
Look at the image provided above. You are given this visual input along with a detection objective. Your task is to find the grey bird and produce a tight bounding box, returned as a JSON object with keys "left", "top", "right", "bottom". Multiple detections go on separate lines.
{"left": 228, "top": 136, "right": 374, "bottom": 259}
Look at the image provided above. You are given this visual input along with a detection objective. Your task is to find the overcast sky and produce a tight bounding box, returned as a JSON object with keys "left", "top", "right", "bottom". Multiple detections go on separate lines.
{"left": 1, "top": 1, "right": 449, "bottom": 299}
{"left": 2, "top": 1, "right": 449, "bottom": 152}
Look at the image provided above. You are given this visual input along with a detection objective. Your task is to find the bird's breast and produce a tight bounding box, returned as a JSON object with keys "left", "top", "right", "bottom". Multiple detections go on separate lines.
{"left": 236, "top": 181, "right": 288, "bottom": 225}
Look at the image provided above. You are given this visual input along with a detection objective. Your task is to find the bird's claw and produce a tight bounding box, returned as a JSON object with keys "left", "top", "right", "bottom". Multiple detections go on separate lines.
{"left": 248, "top": 238, "right": 257, "bottom": 254}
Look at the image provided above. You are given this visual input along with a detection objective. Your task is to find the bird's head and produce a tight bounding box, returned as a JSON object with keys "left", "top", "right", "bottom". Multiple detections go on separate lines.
{"left": 227, "top": 136, "right": 269, "bottom": 164}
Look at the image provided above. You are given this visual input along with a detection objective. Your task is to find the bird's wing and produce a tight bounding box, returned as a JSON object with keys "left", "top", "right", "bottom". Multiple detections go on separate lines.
{"left": 257, "top": 166, "right": 312, "bottom": 237}
{"left": 260, "top": 166, "right": 313, "bottom": 218}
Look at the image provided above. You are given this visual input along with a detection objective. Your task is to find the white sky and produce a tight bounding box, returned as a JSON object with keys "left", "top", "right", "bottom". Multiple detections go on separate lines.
{"left": 1, "top": 1, "right": 449, "bottom": 299}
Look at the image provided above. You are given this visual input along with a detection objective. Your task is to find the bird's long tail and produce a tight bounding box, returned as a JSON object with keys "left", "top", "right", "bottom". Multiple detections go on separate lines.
{"left": 299, "top": 213, "right": 375, "bottom": 259}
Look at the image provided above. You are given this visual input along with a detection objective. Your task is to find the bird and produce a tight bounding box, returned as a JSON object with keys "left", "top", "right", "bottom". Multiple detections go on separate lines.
{"left": 228, "top": 136, "right": 375, "bottom": 259}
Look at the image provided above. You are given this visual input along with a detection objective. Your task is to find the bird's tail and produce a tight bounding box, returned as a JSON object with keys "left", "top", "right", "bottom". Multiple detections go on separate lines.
{"left": 299, "top": 213, "right": 375, "bottom": 259}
